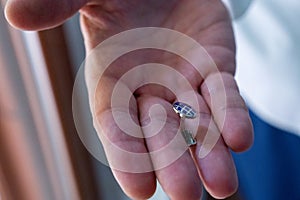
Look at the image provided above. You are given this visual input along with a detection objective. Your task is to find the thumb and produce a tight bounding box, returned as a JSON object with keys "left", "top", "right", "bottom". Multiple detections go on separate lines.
{"left": 4, "top": 0, "right": 89, "bottom": 30}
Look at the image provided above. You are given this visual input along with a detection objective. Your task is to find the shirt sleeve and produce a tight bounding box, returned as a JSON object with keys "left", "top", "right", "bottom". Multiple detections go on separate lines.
{"left": 221, "top": 0, "right": 253, "bottom": 19}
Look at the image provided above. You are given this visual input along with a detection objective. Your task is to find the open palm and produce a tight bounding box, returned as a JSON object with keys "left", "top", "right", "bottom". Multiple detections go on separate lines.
{"left": 6, "top": 0, "right": 253, "bottom": 199}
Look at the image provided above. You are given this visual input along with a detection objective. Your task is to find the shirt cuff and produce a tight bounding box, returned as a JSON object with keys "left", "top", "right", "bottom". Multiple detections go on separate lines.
{"left": 221, "top": 0, "right": 253, "bottom": 19}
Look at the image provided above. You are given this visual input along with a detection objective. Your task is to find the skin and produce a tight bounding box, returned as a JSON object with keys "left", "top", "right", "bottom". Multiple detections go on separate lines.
{"left": 5, "top": 0, "right": 254, "bottom": 199}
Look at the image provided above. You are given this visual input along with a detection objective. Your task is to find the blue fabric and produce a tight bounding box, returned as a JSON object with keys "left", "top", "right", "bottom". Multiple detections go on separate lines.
{"left": 233, "top": 110, "right": 300, "bottom": 200}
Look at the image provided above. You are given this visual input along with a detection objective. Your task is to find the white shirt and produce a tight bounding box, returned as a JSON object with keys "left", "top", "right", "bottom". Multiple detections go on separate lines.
{"left": 224, "top": 0, "right": 300, "bottom": 136}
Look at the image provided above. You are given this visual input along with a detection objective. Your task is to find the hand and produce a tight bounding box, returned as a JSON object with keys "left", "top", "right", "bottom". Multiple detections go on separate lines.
{"left": 5, "top": 0, "right": 253, "bottom": 199}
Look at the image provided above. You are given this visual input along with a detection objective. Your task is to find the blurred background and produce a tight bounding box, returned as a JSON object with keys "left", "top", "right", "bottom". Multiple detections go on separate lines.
{"left": 0, "top": 1, "right": 138, "bottom": 199}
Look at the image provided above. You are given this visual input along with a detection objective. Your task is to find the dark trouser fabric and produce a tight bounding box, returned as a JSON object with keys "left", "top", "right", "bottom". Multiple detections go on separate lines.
{"left": 233, "top": 110, "right": 300, "bottom": 200}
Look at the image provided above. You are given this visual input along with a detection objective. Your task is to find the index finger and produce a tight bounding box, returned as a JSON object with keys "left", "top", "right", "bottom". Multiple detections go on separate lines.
{"left": 93, "top": 77, "right": 156, "bottom": 199}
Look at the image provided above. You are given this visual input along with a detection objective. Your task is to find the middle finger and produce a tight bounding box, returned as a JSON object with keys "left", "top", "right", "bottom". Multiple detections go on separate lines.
{"left": 138, "top": 95, "right": 202, "bottom": 200}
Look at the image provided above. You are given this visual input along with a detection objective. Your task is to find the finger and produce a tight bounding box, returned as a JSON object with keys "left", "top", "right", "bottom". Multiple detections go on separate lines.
{"left": 138, "top": 96, "right": 202, "bottom": 200}
{"left": 176, "top": 92, "right": 238, "bottom": 198}
{"left": 5, "top": 0, "right": 88, "bottom": 30}
{"left": 93, "top": 77, "right": 156, "bottom": 199}
{"left": 191, "top": 136, "right": 238, "bottom": 199}
{"left": 200, "top": 72, "right": 254, "bottom": 152}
